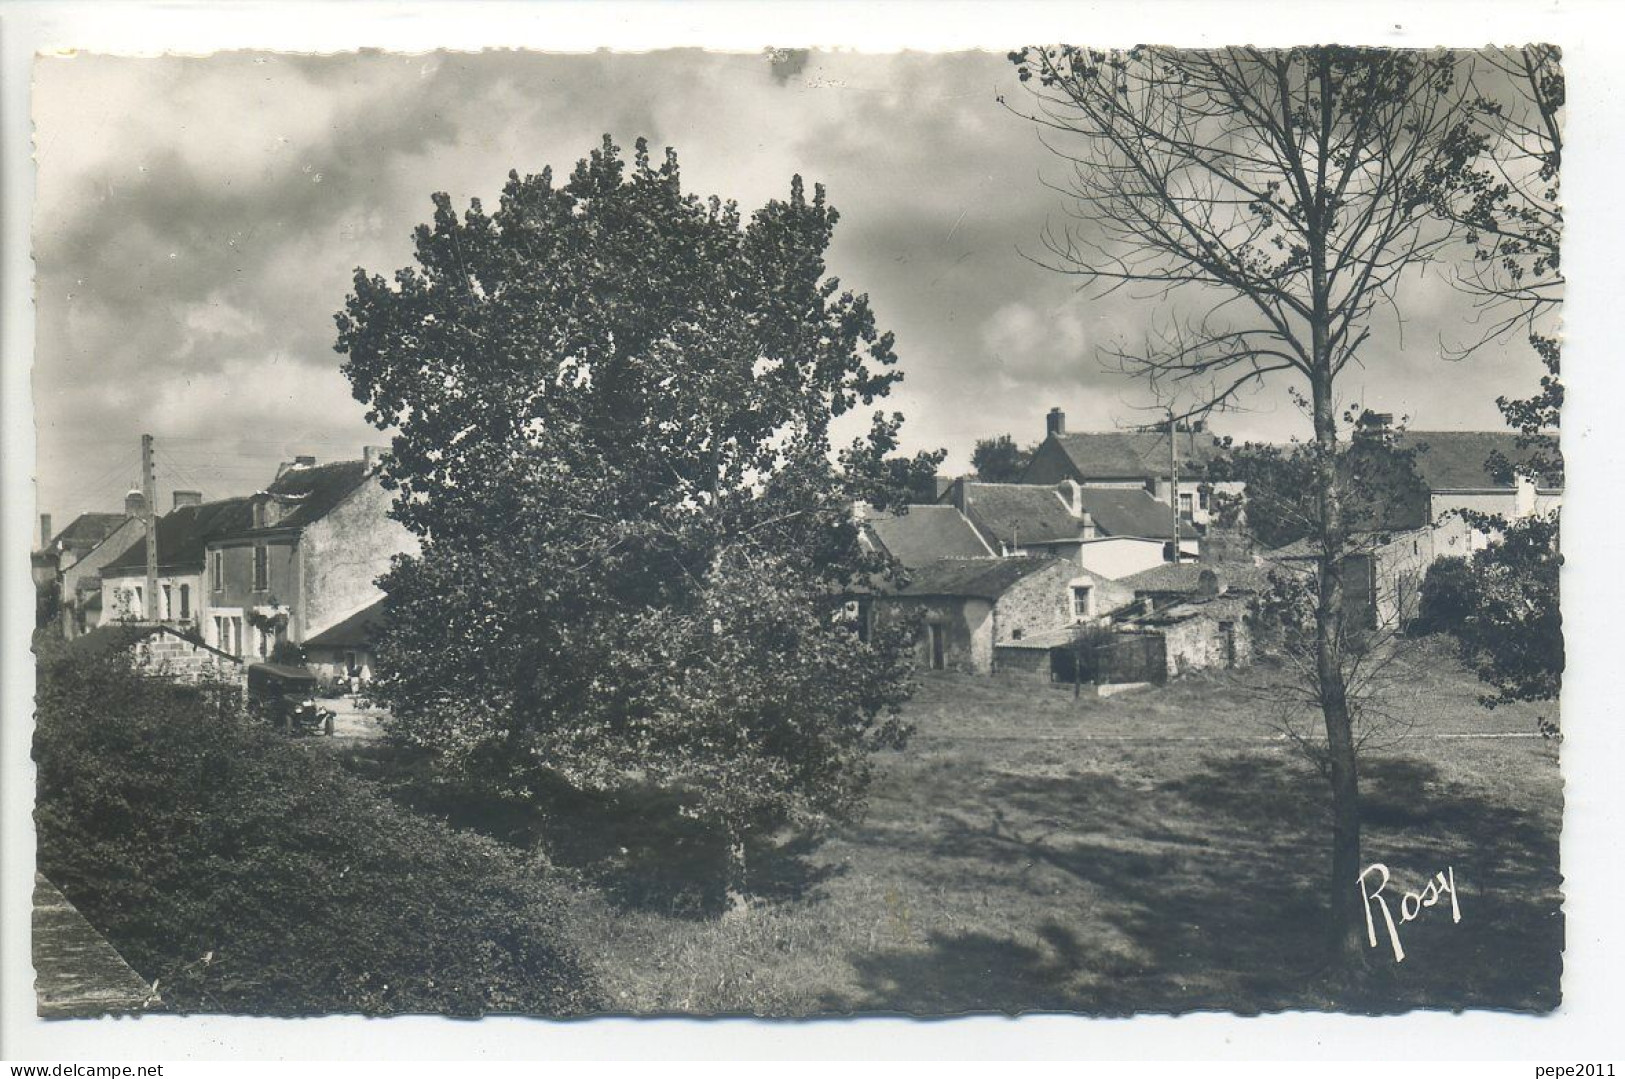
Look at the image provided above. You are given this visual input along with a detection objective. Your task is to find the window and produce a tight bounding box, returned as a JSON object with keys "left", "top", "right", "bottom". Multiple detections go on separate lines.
{"left": 132, "top": 586, "right": 143, "bottom": 616}
{"left": 231, "top": 617, "right": 243, "bottom": 658}
{"left": 179, "top": 584, "right": 190, "bottom": 619}
{"left": 210, "top": 550, "right": 223, "bottom": 592}
{"left": 1179, "top": 492, "right": 1195, "bottom": 520}
{"left": 1199, "top": 488, "right": 1210, "bottom": 511}
{"left": 253, "top": 544, "right": 269, "bottom": 591}
{"left": 1071, "top": 586, "right": 1092, "bottom": 620}
{"left": 162, "top": 584, "right": 172, "bottom": 620}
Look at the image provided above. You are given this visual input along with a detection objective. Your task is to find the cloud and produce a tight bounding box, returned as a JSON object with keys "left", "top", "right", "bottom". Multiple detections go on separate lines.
{"left": 32, "top": 49, "right": 1550, "bottom": 513}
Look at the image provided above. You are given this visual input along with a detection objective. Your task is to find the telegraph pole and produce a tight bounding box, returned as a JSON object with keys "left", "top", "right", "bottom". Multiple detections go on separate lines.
{"left": 1168, "top": 411, "right": 1181, "bottom": 564}
{"left": 142, "top": 434, "right": 158, "bottom": 621}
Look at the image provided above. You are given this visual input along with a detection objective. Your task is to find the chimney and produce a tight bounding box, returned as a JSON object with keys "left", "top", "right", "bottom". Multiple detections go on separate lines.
{"left": 1046, "top": 407, "right": 1067, "bottom": 438}
{"left": 1080, "top": 510, "right": 1096, "bottom": 540}
{"left": 124, "top": 486, "right": 147, "bottom": 517}
{"left": 40, "top": 514, "right": 53, "bottom": 548}
{"left": 363, "top": 445, "right": 386, "bottom": 471}
{"left": 172, "top": 490, "right": 203, "bottom": 511}
{"left": 295, "top": 455, "right": 316, "bottom": 468}
{"left": 1515, "top": 473, "right": 1536, "bottom": 518}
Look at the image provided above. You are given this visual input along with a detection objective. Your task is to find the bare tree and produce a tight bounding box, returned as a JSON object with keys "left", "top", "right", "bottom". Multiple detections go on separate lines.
{"left": 1005, "top": 46, "right": 1484, "bottom": 969}
{"left": 1435, "top": 45, "right": 1563, "bottom": 346}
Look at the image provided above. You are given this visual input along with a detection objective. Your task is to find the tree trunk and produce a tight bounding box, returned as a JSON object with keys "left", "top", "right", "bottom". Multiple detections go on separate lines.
{"left": 722, "top": 835, "right": 751, "bottom": 921}
{"left": 1311, "top": 365, "right": 1368, "bottom": 972}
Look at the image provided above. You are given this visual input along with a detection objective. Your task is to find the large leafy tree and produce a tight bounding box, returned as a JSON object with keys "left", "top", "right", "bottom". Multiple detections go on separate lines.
{"left": 1428, "top": 47, "right": 1564, "bottom": 717}
{"left": 335, "top": 137, "right": 924, "bottom": 895}
{"left": 971, "top": 434, "right": 1034, "bottom": 483}
{"left": 1006, "top": 46, "right": 1485, "bottom": 969}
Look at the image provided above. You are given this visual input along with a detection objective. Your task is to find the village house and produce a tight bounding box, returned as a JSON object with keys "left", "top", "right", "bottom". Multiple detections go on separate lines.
{"left": 1114, "top": 562, "right": 1260, "bottom": 678}
{"left": 99, "top": 494, "right": 254, "bottom": 633}
{"left": 941, "top": 478, "right": 1199, "bottom": 577}
{"left": 1018, "top": 408, "right": 1244, "bottom": 529}
{"left": 33, "top": 493, "right": 150, "bottom": 638}
{"left": 1266, "top": 524, "right": 1444, "bottom": 631}
{"left": 873, "top": 555, "right": 1129, "bottom": 676}
{"left": 200, "top": 449, "right": 418, "bottom": 685}
{"left": 1390, "top": 427, "right": 1563, "bottom": 547}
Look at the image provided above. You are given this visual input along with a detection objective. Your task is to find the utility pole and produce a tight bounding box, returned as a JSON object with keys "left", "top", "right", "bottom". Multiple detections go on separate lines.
{"left": 1168, "top": 411, "right": 1181, "bottom": 564}
{"left": 142, "top": 434, "right": 158, "bottom": 621}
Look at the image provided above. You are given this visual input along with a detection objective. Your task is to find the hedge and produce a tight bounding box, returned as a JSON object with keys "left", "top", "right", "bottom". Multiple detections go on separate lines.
{"left": 33, "top": 648, "right": 602, "bottom": 1016}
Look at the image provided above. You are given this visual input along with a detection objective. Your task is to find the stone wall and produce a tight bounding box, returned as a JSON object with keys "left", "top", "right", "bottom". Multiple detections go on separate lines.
{"left": 131, "top": 628, "right": 242, "bottom": 683}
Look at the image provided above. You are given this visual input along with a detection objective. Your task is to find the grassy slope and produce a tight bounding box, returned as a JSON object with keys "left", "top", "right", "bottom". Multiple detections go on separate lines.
{"left": 565, "top": 641, "right": 1563, "bottom": 1016}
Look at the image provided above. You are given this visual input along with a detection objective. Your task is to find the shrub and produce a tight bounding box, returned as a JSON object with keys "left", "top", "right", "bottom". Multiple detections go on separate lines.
{"left": 33, "top": 650, "right": 602, "bottom": 1016}
{"left": 1417, "top": 556, "right": 1478, "bottom": 636}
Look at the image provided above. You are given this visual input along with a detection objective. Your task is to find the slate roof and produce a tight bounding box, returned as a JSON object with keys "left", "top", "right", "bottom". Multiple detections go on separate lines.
{"left": 44, "top": 513, "right": 129, "bottom": 556}
{"left": 1076, "top": 487, "right": 1199, "bottom": 541}
{"left": 1393, "top": 431, "right": 1563, "bottom": 491}
{"left": 1044, "top": 429, "right": 1226, "bottom": 481}
{"left": 958, "top": 484, "right": 1085, "bottom": 547}
{"left": 101, "top": 498, "right": 254, "bottom": 576}
{"left": 896, "top": 556, "right": 1064, "bottom": 600}
{"left": 1118, "top": 560, "right": 1266, "bottom": 594}
{"left": 225, "top": 460, "right": 373, "bottom": 537}
{"left": 952, "top": 482, "right": 1199, "bottom": 547}
{"left": 304, "top": 596, "right": 387, "bottom": 649}
{"left": 864, "top": 505, "right": 992, "bottom": 568}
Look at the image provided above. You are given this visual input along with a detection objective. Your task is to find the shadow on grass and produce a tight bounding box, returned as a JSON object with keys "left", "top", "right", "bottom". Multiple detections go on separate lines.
{"left": 831, "top": 752, "right": 1562, "bottom": 1015}
{"left": 334, "top": 742, "right": 843, "bottom": 918}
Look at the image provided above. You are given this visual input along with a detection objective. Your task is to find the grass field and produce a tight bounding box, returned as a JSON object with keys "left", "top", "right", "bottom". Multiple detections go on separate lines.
{"left": 338, "top": 637, "right": 1564, "bottom": 1016}
{"left": 531, "top": 640, "right": 1564, "bottom": 1017}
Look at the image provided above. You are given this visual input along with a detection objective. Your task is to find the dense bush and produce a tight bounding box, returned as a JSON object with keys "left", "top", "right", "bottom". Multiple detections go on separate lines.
{"left": 33, "top": 651, "right": 602, "bottom": 1016}
{"left": 1417, "top": 556, "right": 1477, "bottom": 636}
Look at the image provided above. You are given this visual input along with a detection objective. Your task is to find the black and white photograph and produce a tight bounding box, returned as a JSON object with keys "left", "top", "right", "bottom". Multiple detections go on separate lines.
{"left": 4, "top": 1, "right": 1622, "bottom": 1064}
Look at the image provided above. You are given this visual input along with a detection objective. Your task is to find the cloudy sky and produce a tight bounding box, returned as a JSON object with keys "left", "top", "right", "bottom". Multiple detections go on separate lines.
{"left": 32, "top": 49, "right": 1543, "bottom": 526}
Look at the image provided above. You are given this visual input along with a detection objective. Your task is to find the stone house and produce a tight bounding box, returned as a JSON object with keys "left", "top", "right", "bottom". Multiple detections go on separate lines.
{"left": 99, "top": 495, "right": 253, "bottom": 634}
{"left": 1265, "top": 525, "right": 1445, "bottom": 631}
{"left": 941, "top": 479, "right": 1199, "bottom": 577}
{"left": 874, "top": 555, "right": 1133, "bottom": 675}
{"left": 35, "top": 494, "right": 151, "bottom": 638}
{"left": 200, "top": 450, "right": 418, "bottom": 674}
{"left": 1018, "top": 408, "right": 1244, "bottom": 529}
{"left": 1115, "top": 593, "right": 1254, "bottom": 679}
{"left": 1390, "top": 429, "right": 1563, "bottom": 549}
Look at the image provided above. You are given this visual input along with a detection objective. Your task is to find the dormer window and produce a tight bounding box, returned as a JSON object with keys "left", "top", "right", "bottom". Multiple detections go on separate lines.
{"left": 252, "top": 499, "right": 267, "bottom": 528}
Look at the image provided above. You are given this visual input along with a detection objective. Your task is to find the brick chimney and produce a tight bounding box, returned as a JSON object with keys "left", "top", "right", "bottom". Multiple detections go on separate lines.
{"left": 172, "top": 490, "right": 203, "bottom": 510}
{"left": 124, "top": 486, "right": 147, "bottom": 517}
{"left": 1046, "top": 407, "right": 1067, "bottom": 438}
{"left": 40, "top": 514, "right": 52, "bottom": 548}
